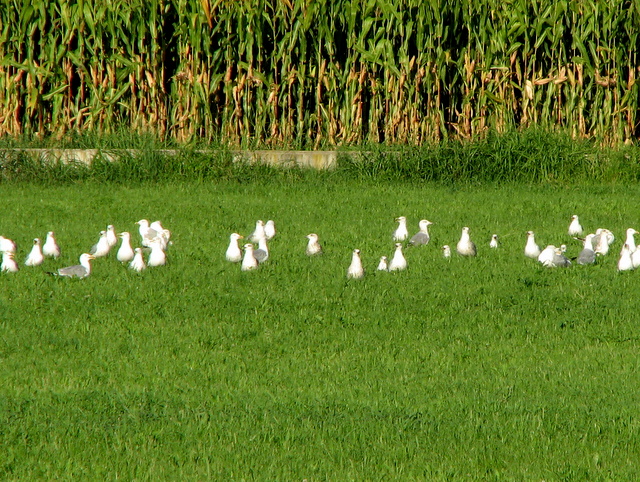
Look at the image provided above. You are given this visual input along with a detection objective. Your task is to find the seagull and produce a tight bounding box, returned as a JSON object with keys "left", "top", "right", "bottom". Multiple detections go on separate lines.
{"left": 226, "top": 233, "right": 244, "bottom": 262}
{"left": 241, "top": 243, "right": 259, "bottom": 271}
{"left": 576, "top": 234, "right": 596, "bottom": 265}
{"left": 253, "top": 237, "right": 269, "bottom": 264}
{"left": 594, "top": 229, "right": 613, "bottom": 256}
{"left": 409, "top": 220, "right": 433, "bottom": 247}
{"left": 1, "top": 252, "right": 19, "bottom": 273}
{"left": 24, "top": 238, "right": 44, "bottom": 267}
{"left": 489, "top": 234, "right": 499, "bottom": 248}
{"left": 347, "top": 249, "right": 364, "bottom": 279}
{"left": 106, "top": 225, "right": 118, "bottom": 248}
{"left": 90, "top": 231, "right": 111, "bottom": 257}
{"left": 388, "top": 243, "right": 407, "bottom": 271}
{"left": 116, "top": 232, "right": 135, "bottom": 263}
{"left": 305, "top": 233, "right": 322, "bottom": 256}
{"left": 147, "top": 240, "right": 166, "bottom": 267}
{"left": 442, "top": 245, "right": 451, "bottom": 258}
{"left": 150, "top": 221, "right": 171, "bottom": 249}
{"left": 618, "top": 244, "right": 634, "bottom": 272}
{"left": 551, "top": 247, "right": 572, "bottom": 267}
{"left": 456, "top": 227, "right": 477, "bottom": 257}
{"left": 393, "top": 216, "right": 408, "bottom": 242}
{"left": 264, "top": 220, "right": 276, "bottom": 240}
{"left": 42, "top": 231, "right": 61, "bottom": 258}
{"left": 129, "top": 248, "right": 146, "bottom": 272}
{"left": 377, "top": 256, "right": 388, "bottom": 271}
{"left": 568, "top": 215, "right": 583, "bottom": 237}
{"left": 136, "top": 219, "right": 164, "bottom": 248}
{"left": 623, "top": 228, "right": 637, "bottom": 253}
{"left": 524, "top": 231, "right": 541, "bottom": 259}
{"left": 249, "top": 220, "right": 266, "bottom": 243}
{"left": 56, "top": 253, "right": 95, "bottom": 278}
{"left": 0, "top": 235, "right": 16, "bottom": 254}
{"left": 538, "top": 245, "right": 557, "bottom": 266}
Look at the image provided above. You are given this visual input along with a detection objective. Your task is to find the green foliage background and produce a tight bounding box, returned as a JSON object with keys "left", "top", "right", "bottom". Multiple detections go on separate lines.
{"left": 1, "top": 0, "right": 638, "bottom": 145}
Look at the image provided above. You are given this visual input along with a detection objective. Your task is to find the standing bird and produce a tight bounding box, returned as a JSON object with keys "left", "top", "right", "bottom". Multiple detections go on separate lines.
{"left": 623, "top": 228, "right": 637, "bottom": 253}
{"left": 24, "top": 238, "right": 44, "bottom": 267}
{"left": 264, "top": 220, "right": 276, "bottom": 240}
{"left": 409, "top": 220, "right": 433, "bottom": 247}
{"left": 489, "top": 234, "right": 499, "bottom": 248}
{"left": 253, "top": 237, "right": 269, "bottom": 264}
{"left": 576, "top": 234, "right": 596, "bottom": 266}
{"left": 442, "top": 245, "right": 452, "bottom": 258}
{"left": 388, "top": 243, "right": 408, "bottom": 271}
{"left": 524, "top": 231, "right": 541, "bottom": 259}
{"left": 43, "top": 231, "right": 61, "bottom": 258}
{"left": 305, "top": 233, "right": 323, "bottom": 256}
{"left": 618, "top": 244, "right": 634, "bottom": 272}
{"left": 241, "top": 243, "right": 259, "bottom": 271}
{"left": 347, "top": 249, "right": 365, "bottom": 279}
{"left": 226, "top": 233, "right": 244, "bottom": 263}
{"left": 90, "top": 231, "right": 111, "bottom": 257}
{"left": 0, "top": 235, "right": 16, "bottom": 254}
{"left": 568, "top": 215, "right": 583, "bottom": 237}
{"left": 106, "top": 225, "right": 118, "bottom": 248}
{"left": 594, "top": 229, "right": 613, "bottom": 256}
{"left": 456, "top": 226, "right": 477, "bottom": 257}
{"left": 1, "top": 252, "right": 19, "bottom": 273}
{"left": 377, "top": 256, "right": 388, "bottom": 271}
{"left": 56, "top": 253, "right": 96, "bottom": 279}
{"left": 129, "top": 248, "right": 146, "bottom": 272}
{"left": 393, "top": 216, "right": 408, "bottom": 242}
{"left": 147, "top": 240, "right": 166, "bottom": 267}
{"left": 249, "top": 220, "right": 266, "bottom": 243}
{"left": 116, "top": 232, "right": 135, "bottom": 263}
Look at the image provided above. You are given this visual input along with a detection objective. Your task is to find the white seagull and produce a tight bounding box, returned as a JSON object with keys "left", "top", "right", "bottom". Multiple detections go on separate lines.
{"left": 253, "top": 237, "right": 269, "bottom": 264}
{"left": 1, "top": 252, "right": 19, "bottom": 273}
{"left": 42, "top": 231, "right": 61, "bottom": 258}
{"left": 377, "top": 256, "right": 388, "bottom": 271}
{"left": 538, "top": 245, "right": 556, "bottom": 266}
{"left": 393, "top": 216, "right": 408, "bottom": 242}
{"left": 524, "top": 231, "right": 541, "bottom": 259}
{"left": 249, "top": 220, "right": 266, "bottom": 243}
{"left": 594, "top": 229, "right": 613, "bottom": 256}
{"left": 456, "top": 227, "right": 477, "bottom": 257}
{"left": 442, "top": 245, "right": 451, "bottom": 258}
{"left": 129, "top": 248, "right": 146, "bottom": 272}
{"left": 56, "top": 253, "right": 95, "bottom": 278}
{"left": 241, "top": 243, "right": 259, "bottom": 271}
{"left": 116, "top": 232, "right": 135, "bottom": 263}
{"left": 347, "top": 249, "right": 365, "bottom": 279}
{"left": 25, "top": 238, "right": 44, "bottom": 267}
{"left": 618, "top": 244, "right": 634, "bottom": 272}
{"left": 264, "top": 220, "right": 276, "bottom": 240}
{"left": 409, "top": 220, "right": 433, "bottom": 247}
{"left": 226, "top": 233, "right": 244, "bottom": 262}
{"left": 568, "top": 215, "right": 583, "bottom": 237}
{"left": 0, "top": 235, "right": 16, "bottom": 254}
{"left": 147, "top": 240, "right": 166, "bottom": 267}
{"left": 623, "top": 228, "right": 637, "bottom": 253}
{"left": 90, "top": 230, "right": 111, "bottom": 257}
{"left": 136, "top": 219, "right": 166, "bottom": 248}
{"left": 106, "top": 225, "right": 118, "bottom": 248}
{"left": 388, "top": 243, "right": 407, "bottom": 271}
{"left": 305, "top": 233, "right": 323, "bottom": 256}
{"left": 489, "top": 234, "right": 499, "bottom": 248}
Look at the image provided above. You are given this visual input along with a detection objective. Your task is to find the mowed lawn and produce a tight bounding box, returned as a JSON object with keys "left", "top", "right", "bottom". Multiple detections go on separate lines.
{"left": 1, "top": 179, "right": 640, "bottom": 479}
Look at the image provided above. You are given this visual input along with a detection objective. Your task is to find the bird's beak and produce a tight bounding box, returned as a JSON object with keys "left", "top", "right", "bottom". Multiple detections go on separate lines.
{"left": 88, "top": 254, "right": 96, "bottom": 260}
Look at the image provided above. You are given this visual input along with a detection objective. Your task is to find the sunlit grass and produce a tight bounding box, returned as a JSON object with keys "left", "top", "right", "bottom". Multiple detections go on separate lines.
{"left": 1, "top": 177, "right": 640, "bottom": 479}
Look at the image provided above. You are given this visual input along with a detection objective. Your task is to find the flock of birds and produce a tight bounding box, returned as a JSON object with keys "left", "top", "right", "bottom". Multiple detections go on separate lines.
{"left": 0, "top": 220, "right": 172, "bottom": 278}
{"left": 226, "top": 214, "right": 639, "bottom": 279}
{"left": 4, "top": 212, "right": 635, "bottom": 280}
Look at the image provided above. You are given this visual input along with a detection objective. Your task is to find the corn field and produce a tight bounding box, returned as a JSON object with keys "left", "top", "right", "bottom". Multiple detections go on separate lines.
{"left": 0, "top": 0, "right": 638, "bottom": 146}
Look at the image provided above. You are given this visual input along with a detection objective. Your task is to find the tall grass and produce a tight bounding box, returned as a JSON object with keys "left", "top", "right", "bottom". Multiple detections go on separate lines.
{"left": 0, "top": 1, "right": 638, "bottom": 145}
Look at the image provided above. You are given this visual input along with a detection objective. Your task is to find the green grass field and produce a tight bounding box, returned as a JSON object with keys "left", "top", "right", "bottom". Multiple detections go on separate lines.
{"left": 1, "top": 176, "right": 640, "bottom": 479}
